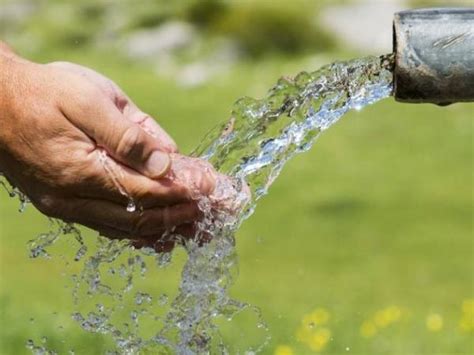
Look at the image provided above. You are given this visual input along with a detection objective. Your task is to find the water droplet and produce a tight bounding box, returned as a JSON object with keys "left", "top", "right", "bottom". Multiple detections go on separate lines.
{"left": 74, "top": 245, "right": 87, "bottom": 261}
{"left": 25, "top": 339, "right": 34, "bottom": 349}
{"left": 158, "top": 294, "right": 168, "bottom": 306}
{"left": 156, "top": 252, "right": 172, "bottom": 268}
{"left": 126, "top": 199, "right": 136, "bottom": 213}
{"left": 135, "top": 292, "right": 152, "bottom": 305}
{"left": 19, "top": 200, "right": 28, "bottom": 213}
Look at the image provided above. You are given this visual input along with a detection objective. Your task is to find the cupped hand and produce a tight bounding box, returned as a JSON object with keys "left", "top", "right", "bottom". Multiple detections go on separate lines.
{"left": 0, "top": 45, "right": 219, "bottom": 251}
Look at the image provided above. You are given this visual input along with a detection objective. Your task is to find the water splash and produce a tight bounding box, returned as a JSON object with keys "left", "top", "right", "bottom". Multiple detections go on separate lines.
{"left": 194, "top": 54, "right": 394, "bottom": 207}
{"left": 97, "top": 149, "right": 138, "bottom": 213}
{"left": 0, "top": 172, "right": 30, "bottom": 212}
{"left": 164, "top": 53, "right": 394, "bottom": 353}
{"left": 2, "top": 54, "right": 394, "bottom": 353}
{"left": 26, "top": 339, "right": 56, "bottom": 355}
{"left": 27, "top": 220, "right": 84, "bottom": 259}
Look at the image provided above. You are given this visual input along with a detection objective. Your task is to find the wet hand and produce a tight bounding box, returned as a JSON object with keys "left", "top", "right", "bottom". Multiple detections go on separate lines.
{"left": 0, "top": 44, "right": 217, "bottom": 250}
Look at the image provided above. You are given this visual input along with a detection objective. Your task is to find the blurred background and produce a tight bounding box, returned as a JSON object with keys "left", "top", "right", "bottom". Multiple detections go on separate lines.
{"left": 0, "top": 0, "right": 472, "bottom": 354}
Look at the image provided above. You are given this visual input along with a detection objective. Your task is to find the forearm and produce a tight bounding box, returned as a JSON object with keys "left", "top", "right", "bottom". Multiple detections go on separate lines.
{"left": 0, "top": 40, "right": 12, "bottom": 54}
{"left": 0, "top": 42, "right": 19, "bottom": 171}
{"left": 0, "top": 41, "right": 16, "bottom": 108}
{"left": 0, "top": 41, "right": 29, "bottom": 117}
{"left": 0, "top": 41, "right": 19, "bottom": 66}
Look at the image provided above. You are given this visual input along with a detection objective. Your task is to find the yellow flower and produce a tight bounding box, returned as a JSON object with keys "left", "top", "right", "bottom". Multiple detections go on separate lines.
{"left": 297, "top": 308, "right": 331, "bottom": 347}
{"left": 385, "top": 306, "right": 402, "bottom": 322}
{"left": 459, "top": 316, "right": 472, "bottom": 333}
{"left": 373, "top": 306, "right": 402, "bottom": 328}
{"left": 459, "top": 314, "right": 474, "bottom": 333}
{"left": 302, "top": 308, "right": 330, "bottom": 328}
{"left": 374, "top": 310, "right": 391, "bottom": 328}
{"left": 307, "top": 327, "right": 331, "bottom": 352}
{"left": 360, "top": 320, "right": 377, "bottom": 338}
{"left": 462, "top": 299, "right": 474, "bottom": 315}
{"left": 274, "top": 345, "right": 294, "bottom": 355}
{"left": 296, "top": 324, "right": 312, "bottom": 343}
{"left": 426, "top": 313, "right": 443, "bottom": 332}
{"left": 458, "top": 299, "right": 474, "bottom": 333}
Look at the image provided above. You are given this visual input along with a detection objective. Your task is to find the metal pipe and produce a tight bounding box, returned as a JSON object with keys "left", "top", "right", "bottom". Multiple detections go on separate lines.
{"left": 393, "top": 8, "right": 474, "bottom": 105}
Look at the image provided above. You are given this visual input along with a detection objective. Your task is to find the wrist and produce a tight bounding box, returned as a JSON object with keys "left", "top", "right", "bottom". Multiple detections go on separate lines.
{"left": 0, "top": 43, "right": 28, "bottom": 106}
{"left": 0, "top": 41, "right": 11, "bottom": 52}
{"left": 0, "top": 41, "right": 16, "bottom": 61}
{"left": 0, "top": 42, "right": 31, "bottom": 72}
{"left": 0, "top": 42, "right": 16, "bottom": 92}
{"left": 0, "top": 43, "right": 21, "bottom": 156}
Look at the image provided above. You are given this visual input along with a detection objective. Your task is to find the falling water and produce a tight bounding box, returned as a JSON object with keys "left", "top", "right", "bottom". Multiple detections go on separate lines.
{"left": 2, "top": 54, "right": 394, "bottom": 354}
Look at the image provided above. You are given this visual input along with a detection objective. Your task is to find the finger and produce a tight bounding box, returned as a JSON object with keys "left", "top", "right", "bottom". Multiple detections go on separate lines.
{"left": 166, "top": 154, "right": 216, "bottom": 199}
{"left": 133, "top": 223, "right": 212, "bottom": 252}
{"left": 85, "top": 222, "right": 128, "bottom": 240}
{"left": 123, "top": 104, "right": 178, "bottom": 154}
{"left": 130, "top": 224, "right": 194, "bottom": 253}
{"left": 175, "top": 224, "right": 212, "bottom": 247}
{"left": 85, "top": 220, "right": 171, "bottom": 244}
{"left": 132, "top": 238, "right": 176, "bottom": 253}
{"left": 86, "top": 224, "right": 177, "bottom": 254}
{"left": 77, "top": 152, "right": 215, "bottom": 208}
{"left": 128, "top": 213, "right": 217, "bottom": 254}
{"left": 60, "top": 85, "right": 170, "bottom": 179}
{"left": 62, "top": 198, "right": 202, "bottom": 238}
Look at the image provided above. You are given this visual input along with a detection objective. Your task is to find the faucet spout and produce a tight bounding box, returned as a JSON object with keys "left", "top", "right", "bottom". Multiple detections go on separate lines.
{"left": 393, "top": 8, "right": 474, "bottom": 105}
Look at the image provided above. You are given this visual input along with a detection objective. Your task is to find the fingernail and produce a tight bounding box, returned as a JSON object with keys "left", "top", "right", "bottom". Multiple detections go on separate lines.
{"left": 146, "top": 151, "right": 170, "bottom": 178}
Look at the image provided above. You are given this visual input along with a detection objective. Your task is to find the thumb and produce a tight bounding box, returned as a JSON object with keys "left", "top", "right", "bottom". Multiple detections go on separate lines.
{"left": 106, "top": 123, "right": 171, "bottom": 179}
{"left": 63, "top": 89, "right": 171, "bottom": 179}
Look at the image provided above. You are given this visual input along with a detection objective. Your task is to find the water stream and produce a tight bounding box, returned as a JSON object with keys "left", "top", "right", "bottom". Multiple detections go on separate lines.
{"left": 2, "top": 54, "right": 394, "bottom": 354}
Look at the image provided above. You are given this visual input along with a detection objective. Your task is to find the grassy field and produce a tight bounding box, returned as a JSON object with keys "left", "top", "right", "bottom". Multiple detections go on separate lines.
{"left": 0, "top": 47, "right": 473, "bottom": 354}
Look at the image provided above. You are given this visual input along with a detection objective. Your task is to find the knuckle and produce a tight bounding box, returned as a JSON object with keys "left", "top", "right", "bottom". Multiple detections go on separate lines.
{"left": 48, "top": 61, "right": 75, "bottom": 70}
{"left": 114, "top": 91, "right": 129, "bottom": 112}
{"left": 194, "top": 169, "right": 216, "bottom": 196}
{"left": 116, "top": 125, "right": 146, "bottom": 163}
{"left": 67, "top": 84, "right": 102, "bottom": 113}
{"left": 167, "top": 141, "right": 179, "bottom": 153}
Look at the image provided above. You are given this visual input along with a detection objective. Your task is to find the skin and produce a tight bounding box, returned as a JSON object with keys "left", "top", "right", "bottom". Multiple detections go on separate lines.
{"left": 0, "top": 42, "right": 221, "bottom": 252}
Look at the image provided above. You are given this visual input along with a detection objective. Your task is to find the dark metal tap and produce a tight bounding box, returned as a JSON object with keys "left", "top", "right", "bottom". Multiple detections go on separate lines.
{"left": 393, "top": 8, "right": 474, "bottom": 105}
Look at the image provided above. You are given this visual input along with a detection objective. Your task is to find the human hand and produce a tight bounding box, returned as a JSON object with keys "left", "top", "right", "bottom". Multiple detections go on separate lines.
{"left": 0, "top": 44, "right": 218, "bottom": 251}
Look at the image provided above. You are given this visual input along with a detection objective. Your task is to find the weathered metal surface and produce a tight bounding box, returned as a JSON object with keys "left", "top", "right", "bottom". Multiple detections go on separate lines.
{"left": 393, "top": 8, "right": 474, "bottom": 104}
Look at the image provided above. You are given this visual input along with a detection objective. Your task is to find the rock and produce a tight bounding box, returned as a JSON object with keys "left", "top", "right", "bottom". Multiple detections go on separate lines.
{"left": 152, "top": 38, "right": 240, "bottom": 88}
{"left": 0, "top": 1, "right": 37, "bottom": 28}
{"left": 176, "top": 39, "right": 240, "bottom": 88}
{"left": 125, "top": 21, "right": 196, "bottom": 59}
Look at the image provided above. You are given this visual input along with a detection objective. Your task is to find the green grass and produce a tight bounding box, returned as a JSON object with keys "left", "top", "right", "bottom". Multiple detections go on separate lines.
{"left": 0, "top": 48, "right": 473, "bottom": 354}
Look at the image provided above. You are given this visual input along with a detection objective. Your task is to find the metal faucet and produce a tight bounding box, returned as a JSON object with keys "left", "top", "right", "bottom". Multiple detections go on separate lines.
{"left": 393, "top": 8, "right": 474, "bottom": 105}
